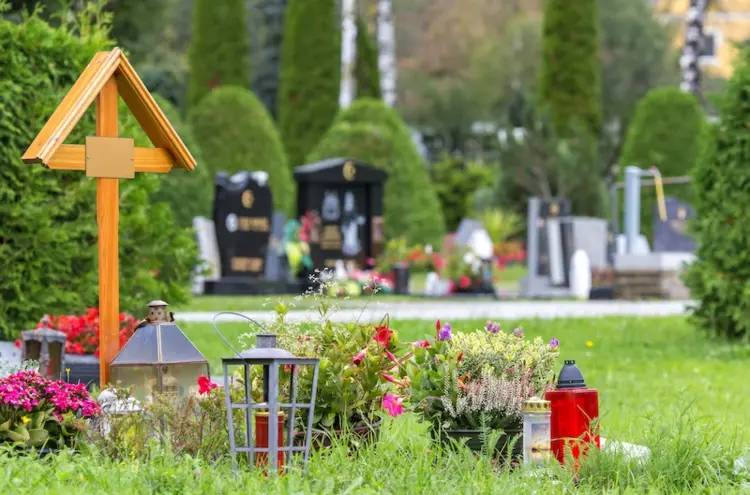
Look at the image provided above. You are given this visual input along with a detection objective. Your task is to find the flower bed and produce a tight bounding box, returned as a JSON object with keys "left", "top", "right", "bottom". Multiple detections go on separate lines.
{"left": 0, "top": 370, "right": 100, "bottom": 451}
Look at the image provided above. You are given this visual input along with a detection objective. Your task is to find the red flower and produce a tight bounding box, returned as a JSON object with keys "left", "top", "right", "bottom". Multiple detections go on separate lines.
{"left": 459, "top": 275, "right": 471, "bottom": 289}
{"left": 197, "top": 376, "right": 218, "bottom": 395}
{"left": 412, "top": 340, "right": 431, "bottom": 349}
{"left": 351, "top": 348, "right": 367, "bottom": 365}
{"left": 380, "top": 373, "right": 400, "bottom": 384}
{"left": 373, "top": 325, "right": 394, "bottom": 346}
{"left": 436, "top": 320, "right": 441, "bottom": 334}
{"left": 457, "top": 352, "right": 464, "bottom": 363}
{"left": 14, "top": 339, "right": 21, "bottom": 349}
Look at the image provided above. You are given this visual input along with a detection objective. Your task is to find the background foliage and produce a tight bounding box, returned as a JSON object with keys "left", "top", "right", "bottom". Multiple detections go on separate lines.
{"left": 189, "top": 85, "right": 294, "bottom": 214}
{"left": 0, "top": 10, "right": 198, "bottom": 339}
{"left": 431, "top": 155, "right": 492, "bottom": 232}
{"left": 355, "top": 15, "right": 381, "bottom": 100}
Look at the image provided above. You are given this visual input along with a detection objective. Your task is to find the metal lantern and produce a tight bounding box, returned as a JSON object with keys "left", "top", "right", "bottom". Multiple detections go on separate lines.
{"left": 110, "top": 300, "right": 210, "bottom": 402}
{"left": 222, "top": 333, "right": 319, "bottom": 475}
{"left": 22, "top": 317, "right": 67, "bottom": 379}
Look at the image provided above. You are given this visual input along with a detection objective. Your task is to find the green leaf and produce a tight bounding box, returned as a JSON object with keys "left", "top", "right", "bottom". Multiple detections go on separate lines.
{"left": 8, "top": 425, "right": 30, "bottom": 443}
{"left": 28, "top": 428, "right": 49, "bottom": 448}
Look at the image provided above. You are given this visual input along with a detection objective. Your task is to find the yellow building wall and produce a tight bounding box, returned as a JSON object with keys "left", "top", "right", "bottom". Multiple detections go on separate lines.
{"left": 654, "top": 1, "right": 750, "bottom": 78}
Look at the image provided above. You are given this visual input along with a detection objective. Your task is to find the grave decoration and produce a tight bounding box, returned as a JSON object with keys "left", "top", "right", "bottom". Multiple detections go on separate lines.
{"left": 22, "top": 47, "right": 197, "bottom": 386}
{"left": 110, "top": 301, "right": 209, "bottom": 403}
{"left": 545, "top": 359, "right": 600, "bottom": 468}
{"left": 294, "top": 158, "right": 387, "bottom": 274}
{"left": 451, "top": 219, "right": 496, "bottom": 295}
{"left": 221, "top": 333, "right": 320, "bottom": 475}
{"left": 203, "top": 171, "right": 295, "bottom": 295}
{"left": 21, "top": 318, "right": 66, "bottom": 380}
{"left": 652, "top": 196, "right": 696, "bottom": 253}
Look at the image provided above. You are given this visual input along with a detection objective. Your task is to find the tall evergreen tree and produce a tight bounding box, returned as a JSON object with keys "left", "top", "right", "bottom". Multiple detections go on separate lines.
{"left": 539, "top": 0, "right": 601, "bottom": 136}
{"left": 251, "top": 0, "right": 286, "bottom": 120}
{"left": 355, "top": 16, "right": 381, "bottom": 100}
{"left": 277, "top": 0, "right": 340, "bottom": 169}
{"left": 188, "top": 0, "right": 250, "bottom": 109}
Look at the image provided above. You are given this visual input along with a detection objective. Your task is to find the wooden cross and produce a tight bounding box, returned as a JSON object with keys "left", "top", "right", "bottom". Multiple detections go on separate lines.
{"left": 22, "top": 48, "right": 197, "bottom": 385}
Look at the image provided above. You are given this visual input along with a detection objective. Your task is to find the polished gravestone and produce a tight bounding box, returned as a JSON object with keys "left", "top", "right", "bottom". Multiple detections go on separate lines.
{"left": 653, "top": 196, "right": 696, "bottom": 253}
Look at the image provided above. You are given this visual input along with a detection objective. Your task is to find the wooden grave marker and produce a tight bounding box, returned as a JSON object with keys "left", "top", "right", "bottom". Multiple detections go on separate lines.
{"left": 22, "top": 48, "right": 197, "bottom": 386}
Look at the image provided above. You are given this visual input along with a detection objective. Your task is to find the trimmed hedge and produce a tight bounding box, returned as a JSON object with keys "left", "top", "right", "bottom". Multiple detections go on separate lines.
{"left": 189, "top": 86, "right": 294, "bottom": 215}
{"left": 0, "top": 14, "right": 199, "bottom": 339}
{"left": 355, "top": 16, "right": 381, "bottom": 100}
{"left": 188, "top": 0, "right": 250, "bottom": 109}
{"left": 620, "top": 87, "right": 706, "bottom": 240}
{"left": 308, "top": 99, "right": 446, "bottom": 246}
{"left": 431, "top": 155, "right": 493, "bottom": 232}
{"left": 540, "top": 0, "right": 601, "bottom": 135}
{"left": 152, "top": 95, "right": 213, "bottom": 228}
{"left": 278, "top": 0, "right": 340, "bottom": 169}
{"left": 682, "top": 48, "right": 750, "bottom": 340}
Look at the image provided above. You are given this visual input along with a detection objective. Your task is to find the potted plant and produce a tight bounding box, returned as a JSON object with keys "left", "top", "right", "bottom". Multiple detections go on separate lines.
{"left": 0, "top": 369, "right": 101, "bottom": 454}
{"left": 393, "top": 321, "right": 560, "bottom": 459}
{"left": 237, "top": 303, "right": 397, "bottom": 449}
{"left": 18, "top": 309, "right": 138, "bottom": 388}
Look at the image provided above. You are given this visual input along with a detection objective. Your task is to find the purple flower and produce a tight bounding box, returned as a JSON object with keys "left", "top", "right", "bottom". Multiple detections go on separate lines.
{"left": 549, "top": 338, "right": 560, "bottom": 350}
{"left": 512, "top": 327, "right": 524, "bottom": 338}
{"left": 438, "top": 322, "right": 452, "bottom": 341}
{"left": 485, "top": 321, "right": 500, "bottom": 334}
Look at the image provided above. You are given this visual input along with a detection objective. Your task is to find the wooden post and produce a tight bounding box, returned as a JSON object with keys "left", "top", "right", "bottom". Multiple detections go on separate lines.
{"left": 96, "top": 77, "right": 120, "bottom": 385}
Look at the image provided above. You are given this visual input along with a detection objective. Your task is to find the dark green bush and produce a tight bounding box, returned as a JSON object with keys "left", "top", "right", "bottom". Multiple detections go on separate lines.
{"left": 189, "top": 86, "right": 294, "bottom": 215}
{"left": 431, "top": 155, "right": 493, "bottom": 232}
{"left": 152, "top": 95, "right": 212, "bottom": 228}
{"left": 188, "top": 0, "right": 250, "bottom": 109}
{"left": 308, "top": 99, "right": 446, "bottom": 246}
{"left": 0, "top": 13, "right": 199, "bottom": 339}
{"left": 540, "top": 0, "right": 601, "bottom": 136}
{"left": 620, "top": 87, "right": 706, "bottom": 240}
{"left": 277, "top": 0, "right": 340, "bottom": 169}
{"left": 683, "top": 49, "right": 750, "bottom": 340}
{"left": 355, "top": 17, "right": 381, "bottom": 100}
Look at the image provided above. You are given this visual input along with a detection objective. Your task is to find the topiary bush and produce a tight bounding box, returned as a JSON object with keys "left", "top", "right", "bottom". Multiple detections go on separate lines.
{"left": 355, "top": 16, "right": 381, "bottom": 100}
{"left": 189, "top": 86, "right": 294, "bottom": 215}
{"left": 188, "top": 0, "right": 250, "bottom": 109}
{"left": 277, "top": 0, "right": 340, "bottom": 169}
{"left": 308, "top": 99, "right": 446, "bottom": 246}
{"left": 431, "top": 155, "right": 493, "bottom": 232}
{"left": 540, "top": 0, "right": 601, "bottom": 136}
{"left": 152, "top": 95, "right": 213, "bottom": 228}
{"left": 0, "top": 11, "right": 199, "bottom": 340}
{"left": 682, "top": 49, "right": 750, "bottom": 340}
{"left": 620, "top": 87, "right": 706, "bottom": 241}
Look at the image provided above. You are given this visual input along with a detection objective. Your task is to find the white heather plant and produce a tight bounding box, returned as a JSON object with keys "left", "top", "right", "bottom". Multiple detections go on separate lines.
{"left": 0, "top": 359, "right": 38, "bottom": 379}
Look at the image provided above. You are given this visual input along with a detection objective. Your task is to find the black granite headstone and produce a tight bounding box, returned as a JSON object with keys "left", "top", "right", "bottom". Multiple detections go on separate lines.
{"left": 213, "top": 172, "right": 273, "bottom": 278}
{"left": 294, "top": 158, "right": 388, "bottom": 271}
{"left": 653, "top": 196, "right": 696, "bottom": 253}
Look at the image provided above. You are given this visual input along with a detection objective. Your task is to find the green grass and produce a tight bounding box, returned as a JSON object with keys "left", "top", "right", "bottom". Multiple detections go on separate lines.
{"left": 185, "top": 315, "right": 750, "bottom": 447}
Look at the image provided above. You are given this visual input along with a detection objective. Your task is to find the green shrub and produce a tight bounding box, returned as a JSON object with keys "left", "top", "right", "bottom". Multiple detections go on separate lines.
{"left": 308, "top": 99, "right": 446, "bottom": 246}
{"left": 355, "top": 16, "right": 381, "bottom": 100}
{"left": 620, "top": 87, "right": 706, "bottom": 240}
{"left": 431, "top": 155, "right": 492, "bottom": 231}
{"left": 188, "top": 0, "right": 250, "bottom": 109}
{"left": 540, "top": 0, "right": 601, "bottom": 136}
{"left": 189, "top": 86, "right": 294, "bottom": 214}
{"left": 0, "top": 12, "right": 199, "bottom": 339}
{"left": 278, "top": 0, "right": 340, "bottom": 169}
{"left": 152, "top": 95, "right": 212, "bottom": 228}
{"left": 683, "top": 49, "right": 750, "bottom": 340}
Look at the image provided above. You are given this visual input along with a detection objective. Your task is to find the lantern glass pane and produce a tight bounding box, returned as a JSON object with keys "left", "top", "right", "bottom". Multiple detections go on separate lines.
{"left": 161, "top": 363, "right": 209, "bottom": 399}
{"left": 111, "top": 365, "right": 158, "bottom": 402}
{"left": 47, "top": 342, "right": 63, "bottom": 380}
{"left": 24, "top": 341, "right": 41, "bottom": 361}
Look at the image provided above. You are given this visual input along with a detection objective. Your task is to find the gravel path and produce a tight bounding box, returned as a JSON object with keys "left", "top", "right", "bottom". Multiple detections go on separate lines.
{"left": 178, "top": 300, "right": 692, "bottom": 324}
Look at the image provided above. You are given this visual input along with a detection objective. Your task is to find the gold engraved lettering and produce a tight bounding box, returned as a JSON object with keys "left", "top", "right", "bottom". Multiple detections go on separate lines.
{"left": 320, "top": 225, "right": 342, "bottom": 250}
{"left": 238, "top": 216, "right": 270, "bottom": 232}
{"left": 230, "top": 257, "right": 264, "bottom": 272}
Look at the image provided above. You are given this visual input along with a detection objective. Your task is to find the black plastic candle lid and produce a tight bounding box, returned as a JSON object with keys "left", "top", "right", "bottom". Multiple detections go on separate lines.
{"left": 556, "top": 359, "right": 587, "bottom": 389}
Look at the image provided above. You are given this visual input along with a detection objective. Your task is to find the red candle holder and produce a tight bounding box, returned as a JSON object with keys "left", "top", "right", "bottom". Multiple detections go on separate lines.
{"left": 255, "top": 411, "right": 286, "bottom": 473}
{"left": 545, "top": 360, "right": 600, "bottom": 468}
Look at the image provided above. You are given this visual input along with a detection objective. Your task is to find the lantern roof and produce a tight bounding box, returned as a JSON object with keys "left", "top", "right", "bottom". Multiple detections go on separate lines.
{"left": 110, "top": 322, "right": 208, "bottom": 367}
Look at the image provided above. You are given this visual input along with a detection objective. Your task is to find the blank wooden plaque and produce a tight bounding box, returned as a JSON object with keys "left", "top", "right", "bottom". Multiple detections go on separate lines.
{"left": 85, "top": 136, "right": 135, "bottom": 179}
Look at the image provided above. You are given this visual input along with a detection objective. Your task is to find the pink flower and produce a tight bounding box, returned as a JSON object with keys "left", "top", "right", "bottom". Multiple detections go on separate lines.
{"left": 382, "top": 394, "right": 403, "bottom": 417}
{"left": 197, "top": 376, "right": 218, "bottom": 395}
{"left": 412, "top": 340, "right": 431, "bottom": 349}
{"left": 351, "top": 348, "right": 367, "bottom": 365}
{"left": 380, "top": 373, "right": 400, "bottom": 385}
{"left": 385, "top": 350, "right": 398, "bottom": 363}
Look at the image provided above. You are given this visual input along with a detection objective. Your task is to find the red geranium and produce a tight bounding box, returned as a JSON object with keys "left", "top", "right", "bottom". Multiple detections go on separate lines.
{"left": 197, "top": 376, "right": 218, "bottom": 395}
{"left": 373, "top": 325, "right": 394, "bottom": 346}
{"left": 20, "top": 308, "right": 139, "bottom": 356}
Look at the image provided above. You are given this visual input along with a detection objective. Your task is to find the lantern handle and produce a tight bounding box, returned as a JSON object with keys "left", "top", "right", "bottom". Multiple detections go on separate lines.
{"left": 211, "top": 311, "right": 270, "bottom": 360}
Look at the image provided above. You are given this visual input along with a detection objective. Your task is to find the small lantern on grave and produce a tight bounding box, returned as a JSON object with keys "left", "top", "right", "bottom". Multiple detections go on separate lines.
{"left": 22, "top": 317, "right": 67, "bottom": 379}
{"left": 110, "top": 300, "right": 210, "bottom": 403}
{"left": 222, "top": 333, "right": 320, "bottom": 475}
{"left": 545, "top": 359, "right": 600, "bottom": 467}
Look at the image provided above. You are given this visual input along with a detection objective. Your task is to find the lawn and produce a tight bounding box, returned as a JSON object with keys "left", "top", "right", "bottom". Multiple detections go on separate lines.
{"left": 183, "top": 315, "right": 750, "bottom": 447}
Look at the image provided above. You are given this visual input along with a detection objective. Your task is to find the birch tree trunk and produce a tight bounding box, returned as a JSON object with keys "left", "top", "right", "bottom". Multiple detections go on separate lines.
{"left": 339, "top": 0, "right": 358, "bottom": 109}
{"left": 377, "top": 0, "right": 397, "bottom": 107}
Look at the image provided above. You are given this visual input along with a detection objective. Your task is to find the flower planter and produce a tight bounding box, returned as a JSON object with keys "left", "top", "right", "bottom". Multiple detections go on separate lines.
{"left": 63, "top": 354, "right": 100, "bottom": 390}
{"left": 440, "top": 426, "right": 523, "bottom": 460}
{"left": 294, "top": 419, "right": 383, "bottom": 451}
